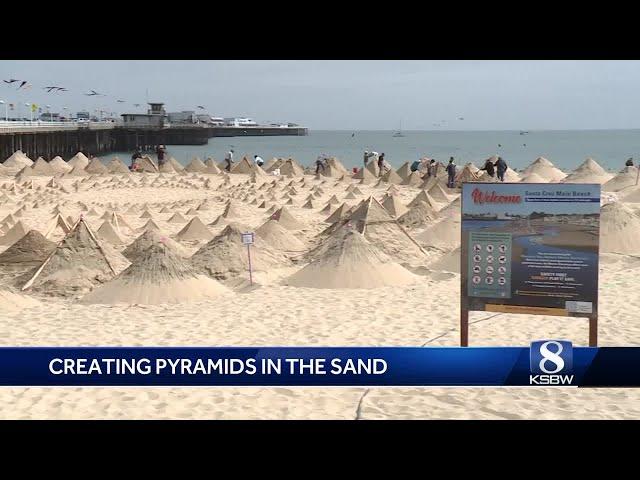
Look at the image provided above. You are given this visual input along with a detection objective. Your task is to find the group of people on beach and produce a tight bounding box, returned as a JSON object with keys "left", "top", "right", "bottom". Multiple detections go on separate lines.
{"left": 130, "top": 145, "right": 166, "bottom": 172}
{"left": 223, "top": 150, "right": 265, "bottom": 171}
{"left": 128, "top": 145, "right": 510, "bottom": 185}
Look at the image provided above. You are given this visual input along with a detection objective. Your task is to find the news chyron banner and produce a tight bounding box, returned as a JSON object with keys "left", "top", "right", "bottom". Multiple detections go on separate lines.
{"left": 461, "top": 183, "right": 600, "bottom": 317}
{"left": 2, "top": 345, "right": 640, "bottom": 387}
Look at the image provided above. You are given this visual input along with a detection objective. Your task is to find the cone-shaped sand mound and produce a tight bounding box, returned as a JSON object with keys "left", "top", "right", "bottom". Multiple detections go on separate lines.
{"left": 80, "top": 242, "right": 229, "bottom": 305}
{"left": 0, "top": 230, "right": 56, "bottom": 266}
{"left": 600, "top": 201, "right": 640, "bottom": 254}
{"left": 21, "top": 218, "right": 127, "bottom": 297}
{"left": 123, "top": 229, "right": 189, "bottom": 262}
{"left": 256, "top": 219, "right": 306, "bottom": 252}
{"left": 190, "top": 223, "right": 286, "bottom": 280}
{"left": 285, "top": 230, "right": 416, "bottom": 289}
{"left": 562, "top": 158, "right": 613, "bottom": 184}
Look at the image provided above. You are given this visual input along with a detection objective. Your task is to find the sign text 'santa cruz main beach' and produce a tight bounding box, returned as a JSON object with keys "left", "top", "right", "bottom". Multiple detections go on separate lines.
{"left": 460, "top": 183, "right": 601, "bottom": 346}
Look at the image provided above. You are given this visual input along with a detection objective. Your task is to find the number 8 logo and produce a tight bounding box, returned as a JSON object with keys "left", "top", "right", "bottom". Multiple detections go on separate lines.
{"left": 539, "top": 341, "right": 565, "bottom": 374}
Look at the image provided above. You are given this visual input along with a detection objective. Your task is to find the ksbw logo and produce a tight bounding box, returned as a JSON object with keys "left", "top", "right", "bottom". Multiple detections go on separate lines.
{"left": 529, "top": 340, "right": 574, "bottom": 385}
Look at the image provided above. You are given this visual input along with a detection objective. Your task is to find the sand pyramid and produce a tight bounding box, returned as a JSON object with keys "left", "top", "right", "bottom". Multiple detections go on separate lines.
{"left": 222, "top": 201, "right": 241, "bottom": 218}
{"left": 416, "top": 216, "right": 461, "bottom": 251}
{"left": 48, "top": 156, "right": 71, "bottom": 173}
{"left": 174, "top": 216, "right": 214, "bottom": 242}
{"left": 521, "top": 157, "right": 566, "bottom": 182}
{"left": 0, "top": 230, "right": 56, "bottom": 266}
{"left": 68, "top": 165, "right": 89, "bottom": 177}
{"left": 31, "top": 157, "right": 56, "bottom": 176}
{"left": 67, "top": 152, "right": 89, "bottom": 170}
{"left": 158, "top": 161, "right": 176, "bottom": 173}
{"left": 22, "top": 218, "right": 127, "bottom": 296}
{"left": 397, "top": 201, "right": 439, "bottom": 228}
{"left": 256, "top": 219, "right": 306, "bottom": 252}
{"left": 269, "top": 206, "right": 305, "bottom": 230}
{"left": 107, "top": 157, "right": 131, "bottom": 174}
{"left": 381, "top": 168, "right": 404, "bottom": 185}
{"left": 190, "top": 223, "right": 286, "bottom": 280}
{"left": 0, "top": 220, "right": 29, "bottom": 247}
{"left": 402, "top": 171, "right": 424, "bottom": 186}
{"left": 44, "top": 213, "right": 71, "bottom": 239}
{"left": 278, "top": 159, "right": 305, "bottom": 177}
{"left": 14, "top": 166, "right": 33, "bottom": 183}
{"left": 97, "top": 221, "right": 126, "bottom": 245}
{"left": 600, "top": 201, "right": 640, "bottom": 254}
{"left": 3, "top": 150, "right": 33, "bottom": 169}
{"left": 136, "top": 156, "right": 159, "bottom": 173}
{"left": 85, "top": 158, "right": 109, "bottom": 174}
{"left": 395, "top": 162, "right": 412, "bottom": 180}
{"left": 455, "top": 164, "right": 480, "bottom": 185}
{"left": 316, "top": 196, "right": 426, "bottom": 263}
{"left": 431, "top": 196, "right": 459, "bottom": 220}
{"left": 166, "top": 157, "right": 183, "bottom": 171}
{"left": 428, "top": 183, "right": 453, "bottom": 204}
{"left": 355, "top": 166, "right": 377, "bottom": 185}
{"left": 123, "top": 229, "right": 189, "bottom": 262}
{"left": 184, "top": 157, "right": 207, "bottom": 173}
{"left": 365, "top": 160, "right": 380, "bottom": 178}
{"left": 302, "top": 199, "right": 315, "bottom": 209}
{"left": 230, "top": 157, "right": 256, "bottom": 174}
{"left": 381, "top": 194, "right": 409, "bottom": 218}
{"left": 80, "top": 242, "right": 229, "bottom": 305}
{"left": 562, "top": 158, "right": 613, "bottom": 184}
{"left": 324, "top": 202, "right": 352, "bottom": 223}
{"left": 603, "top": 166, "right": 639, "bottom": 192}
{"left": 408, "top": 190, "right": 439, "bottom": 210}
{"left": 137, "top": 219, "right": 162, "bottom": 233}
{"left": 167, "top": 212, "right": 187, "bottom": 223}
{"left": 287, "top": 229, "right": 415, "bottom": 289}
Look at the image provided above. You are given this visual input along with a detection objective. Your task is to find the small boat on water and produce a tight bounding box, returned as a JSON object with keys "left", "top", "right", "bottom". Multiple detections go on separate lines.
{"left": 519, "top": 131, "right": 529, "bottom": 135}
{"left": 393, "top": 120, "right": 405, "bottom": 137}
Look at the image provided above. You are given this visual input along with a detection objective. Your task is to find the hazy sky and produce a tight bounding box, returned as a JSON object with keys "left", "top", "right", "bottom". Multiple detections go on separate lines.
{"left": 1, "top": 60, "right": 639, "bottom": 130}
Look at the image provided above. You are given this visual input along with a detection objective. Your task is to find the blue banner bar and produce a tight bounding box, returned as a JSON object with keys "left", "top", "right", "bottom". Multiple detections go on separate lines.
{"left": 0, "top": 346, "right": 635, "bottom": 387}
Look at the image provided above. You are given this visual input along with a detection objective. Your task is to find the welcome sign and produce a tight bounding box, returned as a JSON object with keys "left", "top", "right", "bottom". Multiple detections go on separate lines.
{"left": 460, "top": 183, "right": 601, "bottom": 346}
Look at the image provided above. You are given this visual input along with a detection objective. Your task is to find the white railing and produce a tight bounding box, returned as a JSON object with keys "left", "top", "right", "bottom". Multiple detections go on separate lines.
{"left": 0, "top": 120, "right": 117, "bottom": 131}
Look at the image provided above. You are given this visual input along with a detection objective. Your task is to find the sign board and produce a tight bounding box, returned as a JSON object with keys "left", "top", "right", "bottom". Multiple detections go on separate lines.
{"left": 460, "top": 183, "right": 600, "bottom": 345}
{"left": 241, "top": 232, "right": 255, "bottom": 245}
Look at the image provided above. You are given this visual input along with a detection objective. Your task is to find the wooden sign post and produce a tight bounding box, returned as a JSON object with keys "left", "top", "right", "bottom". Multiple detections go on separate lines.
{"left": 460, "top": 182, "right": 600, "bottom": 347}
{"left": 241, "top": 232, "right": 255, "bottom": 285}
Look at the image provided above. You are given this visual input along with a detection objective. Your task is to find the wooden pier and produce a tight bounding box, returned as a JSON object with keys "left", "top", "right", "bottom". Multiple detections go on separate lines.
{"left": 0, "top": 121, "right": 308, "bottom": 161}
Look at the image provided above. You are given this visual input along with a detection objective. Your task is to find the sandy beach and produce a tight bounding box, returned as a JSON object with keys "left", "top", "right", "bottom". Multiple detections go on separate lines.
{"left": 2, "top": 153, "right": 640, "bottom": 419}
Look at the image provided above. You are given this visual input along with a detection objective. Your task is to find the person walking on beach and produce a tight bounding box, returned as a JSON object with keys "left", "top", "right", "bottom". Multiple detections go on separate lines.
{"left": 225, "top": 149, "right": 234, "bottom": 171}
{"left": 315, "top": 155, "right": 326, "bottom": 175}
{"left": 130, "top": 147, "right": 142, "bottom": 170}
{"left": 156, "top": 145, "right": 166, "bottom": 166}
{"left": 364, "top": 150, "right": 378, "bottom": 167}
{"left": 254, "top": 155, "right": 264, "bottom": 168}
{"left": 377, "top": 153, "right": 386, "bottom": 177}
{"left": 495, "top": 156, "right": 508, "bottom": 182}
{"left": 446, "top": 158, "right": 457, "bottom": 188}
{"left": 481, "top": 157, "right": 496, "bottom": 179}
{"left": 626, "top": 157, "right": 634, "bottom": 167}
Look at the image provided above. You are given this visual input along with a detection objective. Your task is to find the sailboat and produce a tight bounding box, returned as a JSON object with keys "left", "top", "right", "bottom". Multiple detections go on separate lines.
{"left": 392, "top": 121, "right": 405, "bottom": 137}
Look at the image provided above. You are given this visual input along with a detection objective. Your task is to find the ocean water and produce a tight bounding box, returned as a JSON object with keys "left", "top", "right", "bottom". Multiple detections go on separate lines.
{"left": 111, "top": 130, "right": 640, "bottom": 172}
